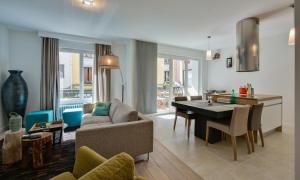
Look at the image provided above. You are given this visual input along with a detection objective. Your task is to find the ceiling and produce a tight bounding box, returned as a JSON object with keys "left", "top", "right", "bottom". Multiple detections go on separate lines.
{"left": 0, "top": 0, "right": 294, "bottom": 50}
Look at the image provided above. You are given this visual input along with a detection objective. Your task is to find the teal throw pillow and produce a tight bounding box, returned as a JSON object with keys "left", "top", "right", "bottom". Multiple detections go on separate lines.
{"left": 92, "top": 102, "right": 111, "bottom": 116}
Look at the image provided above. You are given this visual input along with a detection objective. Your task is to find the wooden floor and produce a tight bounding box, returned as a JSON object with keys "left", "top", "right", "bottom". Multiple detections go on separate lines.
{"left": 135, "top": 139, "right": 203, "bottom": 180}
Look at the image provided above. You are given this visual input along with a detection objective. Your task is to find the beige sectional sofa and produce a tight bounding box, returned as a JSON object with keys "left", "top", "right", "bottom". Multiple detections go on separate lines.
{"left": 75, "top": 99, "right": 153, "bottom": 159}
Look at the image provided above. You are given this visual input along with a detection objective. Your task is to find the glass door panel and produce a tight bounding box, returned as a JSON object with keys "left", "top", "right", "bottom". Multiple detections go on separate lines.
{"left": 157, "top": 58, "right": 171, "bottom": 112}
{"left": 59, "top": 52, "right": 81, "bottom": 103}
{"left": 172, "top": 59, "right": 185, "bottom": 97}
{"left": 187, "top": 60, "right": 199, "bottom": 96}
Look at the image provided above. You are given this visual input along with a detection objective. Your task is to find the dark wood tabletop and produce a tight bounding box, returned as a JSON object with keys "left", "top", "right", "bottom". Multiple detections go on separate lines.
{"left": 171, "top": 100, "right": 235, "bottom": 120}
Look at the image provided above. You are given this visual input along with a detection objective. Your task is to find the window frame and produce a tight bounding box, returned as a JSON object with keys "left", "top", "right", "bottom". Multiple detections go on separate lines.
{"left": 59, "top": 48, "right": 95, "bottom": 105}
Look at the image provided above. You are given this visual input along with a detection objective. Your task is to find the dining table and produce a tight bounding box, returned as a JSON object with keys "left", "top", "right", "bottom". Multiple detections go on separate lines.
{"left": 171, "top": 100, "right": 237, "bottom": 143}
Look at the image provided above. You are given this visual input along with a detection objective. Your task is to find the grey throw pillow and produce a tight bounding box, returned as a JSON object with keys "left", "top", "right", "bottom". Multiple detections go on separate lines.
{"left": 112, "top": 103, "right": 138, "bottom": 124}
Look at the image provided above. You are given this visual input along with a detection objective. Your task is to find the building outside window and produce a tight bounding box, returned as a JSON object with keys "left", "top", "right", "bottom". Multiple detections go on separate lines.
{"left": 157, "top": 57, "right": 200, "bottom": 112}
{"left": 59, "top": 50, "right": 94, "bottom": 105}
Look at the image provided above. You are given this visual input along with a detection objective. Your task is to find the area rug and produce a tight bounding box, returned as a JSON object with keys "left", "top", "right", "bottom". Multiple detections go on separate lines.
{"left": 0, "top": 139, "right": 75, "bottom": 180}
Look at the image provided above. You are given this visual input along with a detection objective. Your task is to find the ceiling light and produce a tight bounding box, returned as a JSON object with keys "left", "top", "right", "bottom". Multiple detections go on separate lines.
{"left": 288, "top": 27, "right": 295, "bottom": 46}
{"left": 206, "top": 36, "right": 212, "bottom": 61}
{"left": 82, "top": 0, "right": 94, "bottom": 6}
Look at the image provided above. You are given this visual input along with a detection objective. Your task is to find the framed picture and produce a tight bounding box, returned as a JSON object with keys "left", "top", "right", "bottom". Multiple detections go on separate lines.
{"left": 226, "top": 57, "right": 233, "bottom": 68}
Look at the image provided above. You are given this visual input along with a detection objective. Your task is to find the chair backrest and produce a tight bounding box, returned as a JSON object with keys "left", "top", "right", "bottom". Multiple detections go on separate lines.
{"left": 190, "top": 96, "right": 202, "bottom": 101}
{"left": 229, "top": 105, "right": 250, "bottom": 136}
{"left": 175, "top": 96, "right": 187, "bottom": 102}
{"left": 248, "top": 103, "right": 264, "bottom": 130}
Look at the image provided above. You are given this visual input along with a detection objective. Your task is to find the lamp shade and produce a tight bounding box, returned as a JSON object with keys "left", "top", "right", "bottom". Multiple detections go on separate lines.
{"left": 206, "top": 50, "right": 212, "bottom": 60}
{"left": 288, "top": 27, "right": 295, "bottom": 46}
{"left": 98, "top": 55, "right": 120, "bottom": 69}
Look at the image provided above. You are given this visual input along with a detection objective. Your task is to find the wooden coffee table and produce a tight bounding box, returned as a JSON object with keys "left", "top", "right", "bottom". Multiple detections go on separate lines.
{"left": 28, "top": 121, "right": 67, "bottom": 144}
{"left": 22, "top": 132, "right": 52, "bottom": 168}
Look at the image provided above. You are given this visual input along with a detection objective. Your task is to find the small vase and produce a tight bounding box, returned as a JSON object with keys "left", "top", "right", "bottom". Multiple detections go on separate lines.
{"left": 1, "top": 70, "right": 28, "bottom": 127}
{"left": 9, "top": 112, "right": 22, "bottom": 132}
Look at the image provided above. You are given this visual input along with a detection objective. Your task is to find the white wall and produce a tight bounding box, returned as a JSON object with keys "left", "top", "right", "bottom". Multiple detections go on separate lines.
{"left": 295, "top": 1, "right": 299, "bottom": 179}
{"left": 207, "top": 20, "right": 295, "bottom": 126}
{"left": 9, "top": 30, "right": 42, "bottom": 113}
{"left": 0, "top": 25, "right": 10, "bottom": 132}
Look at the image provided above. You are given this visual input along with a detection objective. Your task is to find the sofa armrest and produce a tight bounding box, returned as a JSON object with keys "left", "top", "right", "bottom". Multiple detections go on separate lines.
{"left": 73, "top": 146, "right": 107, "bottom": 178}
{"left": 76, "top": 120, "right": 153, "bottom": 158}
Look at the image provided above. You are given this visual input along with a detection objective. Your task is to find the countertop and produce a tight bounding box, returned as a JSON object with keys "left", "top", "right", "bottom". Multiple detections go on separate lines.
{"left": 211, "top": 94, "right": 282, "bottom": 101}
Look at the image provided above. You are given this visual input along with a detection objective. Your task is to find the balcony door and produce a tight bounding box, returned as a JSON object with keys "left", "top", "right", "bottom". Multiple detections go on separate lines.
{"left": 157, "top": 57, "right": 200, "bottom": 113}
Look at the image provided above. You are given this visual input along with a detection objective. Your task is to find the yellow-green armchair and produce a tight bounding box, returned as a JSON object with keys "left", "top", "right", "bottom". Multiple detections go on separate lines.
{"left": 51, "top": 146, "right": 145, "bottom": 180}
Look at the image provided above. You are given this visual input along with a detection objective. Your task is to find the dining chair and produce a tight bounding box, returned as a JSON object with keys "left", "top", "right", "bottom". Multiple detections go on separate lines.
{"left": 247, "top": 103, "right": 264, "bottom": 152}
{"left": 174, "top": 96, "right": 195, "bottom": 139}
{"left": 206, "top": 105, "right": 251, "bottom": 161}
{"left": 190, "top": 96, "right": 202, "bottom": 100}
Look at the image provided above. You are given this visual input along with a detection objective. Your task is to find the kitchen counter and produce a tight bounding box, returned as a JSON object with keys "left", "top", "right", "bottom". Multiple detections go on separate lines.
{"left": 211, "top": 93, "right": 283, "bottom": 133}
{"left": 212, "top": 94, "right": 282, "bottom": 101}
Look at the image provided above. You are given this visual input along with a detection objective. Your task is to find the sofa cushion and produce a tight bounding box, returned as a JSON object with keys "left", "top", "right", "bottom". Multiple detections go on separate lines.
{"left": 81, "top": 122, "right": 113, "bottom": 129}
{"left": 50, "top": 172, "right": 77, "bottom": 180}
{"left": 109, "top": 99, "right": 122, "bottom": 118}
{"left": 92, "top": 102, "right": 111, "bottom": 116}
{"left": 78, "top": 152, "right": 135, "bottom": 180}
{"left": 112, "top": 103, "right": 138, "bottom": 124}
{"left": 82, "top": 114, "right": 111, "bottom": 126}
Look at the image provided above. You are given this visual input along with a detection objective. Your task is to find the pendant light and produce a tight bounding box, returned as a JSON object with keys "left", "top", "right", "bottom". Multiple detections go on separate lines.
{"left": 288, "top": 27, "right": 295, "bottom": 46}
{"left": 206, "top": 36, "right": 212, "bottom": 61}
{"left": 288, "top": 4, "right": 295, "bottom": 46}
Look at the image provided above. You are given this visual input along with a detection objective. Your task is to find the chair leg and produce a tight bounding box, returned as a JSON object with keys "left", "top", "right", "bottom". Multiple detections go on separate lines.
{"left": 258, "top": 128, "right": 264, "bottom": 147}
{"left": 248, "top": 130, "right": 255, "bottom": 152}
{"left": 205, "top": 126, "right": 209, "bottom": 146}
{"left": 253, "top": 130, "right": 258, "bottom": 144}
{"left": 187, "top": 119, "right": 191, "bottom": 139}
{"left": 244, "top": 133, "right": 251, "bottom": 154}
{"left": 185, "top": 118, "right": 187, "bottom": 127}
{"left": 231, "top": 136, "right": 237, "bottom": 161}
{"left": 173, "top": 115, "right": 177, "bottom": 131}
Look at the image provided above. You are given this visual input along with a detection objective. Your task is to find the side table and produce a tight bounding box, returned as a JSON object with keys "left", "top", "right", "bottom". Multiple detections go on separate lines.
{"left": 22, "top": 132, "right": 52, "bottom": 168}
{"left": 2, "top": 129, "right": 25, "bottom": 165}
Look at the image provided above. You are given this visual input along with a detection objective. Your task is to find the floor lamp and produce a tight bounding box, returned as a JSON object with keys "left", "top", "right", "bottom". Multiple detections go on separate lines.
{"left": 98, "top": 54, "right": 125, "bottom": 102}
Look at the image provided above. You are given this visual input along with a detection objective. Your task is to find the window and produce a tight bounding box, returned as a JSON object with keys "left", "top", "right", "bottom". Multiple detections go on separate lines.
{"left": 59, "top": 50, "right": 94, "bottom": 104}
{"left": 157, "top": 57, "right": 200, "bottom": 112}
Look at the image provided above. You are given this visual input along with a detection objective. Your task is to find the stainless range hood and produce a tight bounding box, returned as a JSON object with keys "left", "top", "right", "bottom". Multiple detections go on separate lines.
{"left": 236, "top": 17, "right": 259, "bottom": 72}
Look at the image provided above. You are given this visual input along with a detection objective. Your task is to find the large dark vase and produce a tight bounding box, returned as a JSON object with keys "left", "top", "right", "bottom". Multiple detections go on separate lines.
{"left": 1, "top": 70, "right": 28, "bottom": 126}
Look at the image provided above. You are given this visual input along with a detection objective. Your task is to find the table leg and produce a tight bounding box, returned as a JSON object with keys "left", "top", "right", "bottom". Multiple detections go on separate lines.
{"left": 21, "top": 144, "right": 28, "bottom": 168}
{"left": 47, "top": 140, "right": 53, "bottom": 161}
{"left": 32, "top": 142, "right": 43, "bottom": 168}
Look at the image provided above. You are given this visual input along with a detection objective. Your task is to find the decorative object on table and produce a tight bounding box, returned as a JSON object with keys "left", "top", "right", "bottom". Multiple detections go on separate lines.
{"left": 2, "top": 129, "right": 25, "bottom": 165}
{"left": 98, "top": 54, "right": 125, "bottom": 102}
{"left": 226, "top": 57, "right": 233, "bottom": 68}
{"left": 207, "top": 96, "right": 213, "bottom": 105}
{"left": 239, "top": 86, "right": 248, "bottom": 96}
{"left": 22, "top": 132, "right": 52, "bottom": 168}
{"left": 247, "top": 83, "right": 254, "bottom": 97}
{"left": 1, "top": 70, "right": 28, "bottom": 125}
{"left": 25, "top": 110, "right": 54, "bottom": 131}
{"left": 28, "top": 121, "right": 67, "bottom": 144}
{"left": 230, "top": 89, "right": 237, "bottom": 104}
{"left": 8, "top": 112, "right": 22, "bottom": 132}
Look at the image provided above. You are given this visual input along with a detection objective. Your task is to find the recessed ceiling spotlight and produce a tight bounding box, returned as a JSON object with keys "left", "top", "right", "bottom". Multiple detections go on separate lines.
{"left": 82, "top": 0, "right": 94, "bottom": 6}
